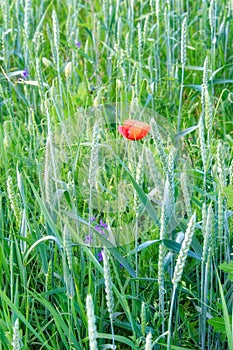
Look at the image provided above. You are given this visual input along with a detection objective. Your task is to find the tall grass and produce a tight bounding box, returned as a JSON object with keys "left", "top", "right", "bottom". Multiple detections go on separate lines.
{"left": 1, "top": 0, "right": 233, "bottom": 349}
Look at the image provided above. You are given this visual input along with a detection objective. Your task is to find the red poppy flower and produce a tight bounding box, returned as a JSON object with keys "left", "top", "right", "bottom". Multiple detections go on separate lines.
{"left": 118, "top": 119, "right": 150, "bottom": 141}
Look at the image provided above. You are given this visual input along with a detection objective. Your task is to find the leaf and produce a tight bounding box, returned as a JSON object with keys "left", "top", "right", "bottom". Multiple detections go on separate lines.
{"left": 175, "top": 125, "right": 199, "bottom": 139}
{"left": 127, "top": 239, "right": 202, "bottom": 260}
{"left": 219, "top": 261, "right": 233, "bottom": 273}
{"left": 222, "top": 185, "right": 233, "bottom": 208}
{"left": 184, "top": 65, "right": 205, "bottom": 71}
{"left": 97, "top": 333, "right": 138, "bottom": 349}
{"left": 29, "top": 291, "right": 82, "bottom": 350}
{"left": 163, "top": 239, "right": 202, "bottom": 260}
{"left": 24, "top": 235, "right": 62, "bottom": 264}
{"left": 216, "top": 271, "right": 233, "bottom": 350}
{"left": 127, "top": 240, "right": 160, "bottom": 254}
{"left": 208, "top": 317, "right": 230, "bottom": 333}
{"left": 17, "top": 79, "right": 49, "bottom": 87}
{"left": 211, "top": 63, "right": 233, "bottom": 79}
{"left": 219, "top": 262, "right": 233, "bottom": 280}
{"left": 114, "top": 153, "right": 160, "bottom": 226}
{"left": 158, "top": 342, "right": 194, "bottom": 350}
{"left": 183, "top": 84, "right": 202, "bottom": 91}
{"left": 0, "top": 289, "right": 50, "bottom": 349}
{"left": 213, "top": 79, "right": 233, "bottom": 84}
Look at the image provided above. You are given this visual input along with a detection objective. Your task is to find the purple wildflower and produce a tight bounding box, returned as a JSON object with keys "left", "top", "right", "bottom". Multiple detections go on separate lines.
{"left": 99, "top": 219, "right": 108, "bottom": 229}
{"left": 94, "top": 225, "right": 104, "bottom": 235}
{"left": 21, "top": 69, "right": 29, "bottom": 79}
{"left": 98, "top": 250, "right": 104, "bottom": 262}
{"left": 94, "top": 219, "right": 108, "bottom": 236}
{"left": 84, "top": 235, "right": 92, "bottom": 245}
{"left": 84, "top": 217, "right": 108, "bottom": 244}
{"left": 75, "top": 40, "right": 81, "bottom": 48}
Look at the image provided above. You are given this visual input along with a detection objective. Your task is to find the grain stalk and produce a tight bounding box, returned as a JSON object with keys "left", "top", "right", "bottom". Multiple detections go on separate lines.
{"left": 150, "top": 119, "right": 168, "bottom": 172}
{"left": 154, "top": 0, "right": 160, "bottom": 93}
{"left": 52, "top": 10, "right": 63, "bottom": 108}
{"left": 180, "top": 166, "right": 192, "bottom": 218}
{"left": 209, "top": 0, "right": 216, "bottom": 94}
{"left": 145, "top": 332, "right": 152, "bottom": 350}
{"left": 216, "top": 140, "right": 226, "bottom": 190}
{"left": 137, "top": 21, "right": 143, "bottom": 83}
{"left": 164, "top": 1, "right": 172, "bottom": 94}
{"left": 134, "top": 150, "right": 144, "bottom": 280}
{"left": 177, "top": 17, "right": 187, "bottom": 133}
{"left": 141, "top": 302, "right": 146, "bottom": 337}
{"left": 167, "top": 212, "right": 196, "bottom": 349}
{"left": 86, "top": 294, "right": 98, "bottom": 350}
{"left": 158, "top": 201, "right": 167, "bottom": 335}
{"left": 201, "top": 204, "right": 213, "bottom": 350}
{"left": 23, "top": 0, "right": 31, "bottom": 66}
{"left": 167, "top": 150, "right": 175, "bottom": 216}
{"left": 7, "top": 175, "right": 22, "bottom": 228}
{"left": 44, "top": 136, "right": 54, "bottom": 208}
{"left": 12, "top": 318, "right": 22, "bottom": 350}
{"left": 35, "top": 57, "right": 45, "bottom": 100}
{"left": 2, "top": 0, "right": 10, "bottom": 69}
{"left": 145, "top": 147, "right": 163, "bottom": 199}
{"left": 88, "top": 122, "right": 99, "bottom": 241}
{"left": 199, "top": 114, "right": 207, "bottom": 193}
{"left": 3, "top": 120, "right": 12, "bottom": 149}
{"left": 63, "top": 224, "right": 73, "bottom": 272}
{"left": 102, "top": 249, "right": 115, "bottom": 349}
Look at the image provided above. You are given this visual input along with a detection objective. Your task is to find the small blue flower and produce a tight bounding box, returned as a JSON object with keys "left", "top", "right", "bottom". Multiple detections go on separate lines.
{"left": 21, "top": 69, "right": 29, "bottom": 79}
{"left": 84, "top": 218, "right": 108, "bottom": 244}
{"left": 99, "top": 219, "right": 108, "bottom": 229}
{"left": 75, "top": 40, "right": 81, "bottom": 48}
{"left": 94, "top": 219, "right": 108, "bottom": 236}
{"left": 98, "top": 250, "right": 104, "bottom": 262}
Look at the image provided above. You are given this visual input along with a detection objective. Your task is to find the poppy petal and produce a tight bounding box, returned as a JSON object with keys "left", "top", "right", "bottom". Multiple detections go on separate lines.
{"left": 118, "top": 125, "right": 129, "bottom": 139}
{"left": 118, "top": 119, "right": 150, "bottom": 141}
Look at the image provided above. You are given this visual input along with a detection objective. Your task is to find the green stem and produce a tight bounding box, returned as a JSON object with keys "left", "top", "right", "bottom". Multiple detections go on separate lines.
{"left": 167, "top": 285, "right": 177, "bottom": 350}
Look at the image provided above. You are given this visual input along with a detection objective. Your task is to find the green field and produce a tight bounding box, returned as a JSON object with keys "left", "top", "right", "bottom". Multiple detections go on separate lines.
{"left": 1, "top": 0, "right": 233, "bottom": 349}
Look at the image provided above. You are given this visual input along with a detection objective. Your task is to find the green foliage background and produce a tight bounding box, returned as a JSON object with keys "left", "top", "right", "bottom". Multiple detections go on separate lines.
{"left": 1, "top": 0, "right": 233, "bottom": 349}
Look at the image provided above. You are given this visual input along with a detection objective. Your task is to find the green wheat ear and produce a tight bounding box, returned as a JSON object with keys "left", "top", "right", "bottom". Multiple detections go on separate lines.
{"left": 181, "top": 17, "right": 187, "bottom": 66}
{"left": 168, "top": 212, "right": 196, "bottom": 349}
{"left": 172, "top": 212, "right": 196, "bottom": 287}
{"left": 102, "top": 248, "right": 115, "bottom": 348}
{"left": 217, "top": 140, "right": 226, "bottom": 189}
{"left": 63, "top": 224, "right": 73, "bottom": 272}
{"left": 12, "top": 318, "right": 22, "bottom": 350}
{"left": 7, "top": 175, "right": 22, "bottom": 228}
{"left": 141, "top": 301, "right": 146, "bottom": 337}
{"left": 180, "top": 169, "right": 192, "bottom": 218}
{"left": 145, "top": 332, "right": 152, "bottom": 350}
{"left": 86, "top": 294, "right": 98, "bottom": 350}
{"left": 44, "top": 136, "right": 54, "bottom": 208}
{"left": 45, "top": 259, "right": 53, "bottom": 292}
{"left": 150, "top": 118, "right": 168, "bottom": 172}
{"left": 102, "top": 249, "right": 114, "bottom": 315}
{"left": 24, "top": 0, "right": 31, "bottom": 40}
{"left": 52, "top": 10, "right": 60, "bottom": 67}
{"left": 88, "top": 121, "right": 99, "bottom": 190}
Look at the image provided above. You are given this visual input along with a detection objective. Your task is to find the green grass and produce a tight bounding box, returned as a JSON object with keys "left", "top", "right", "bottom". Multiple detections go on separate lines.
{"left": 1, "top": 0, "right": 233, "bottom": 349}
